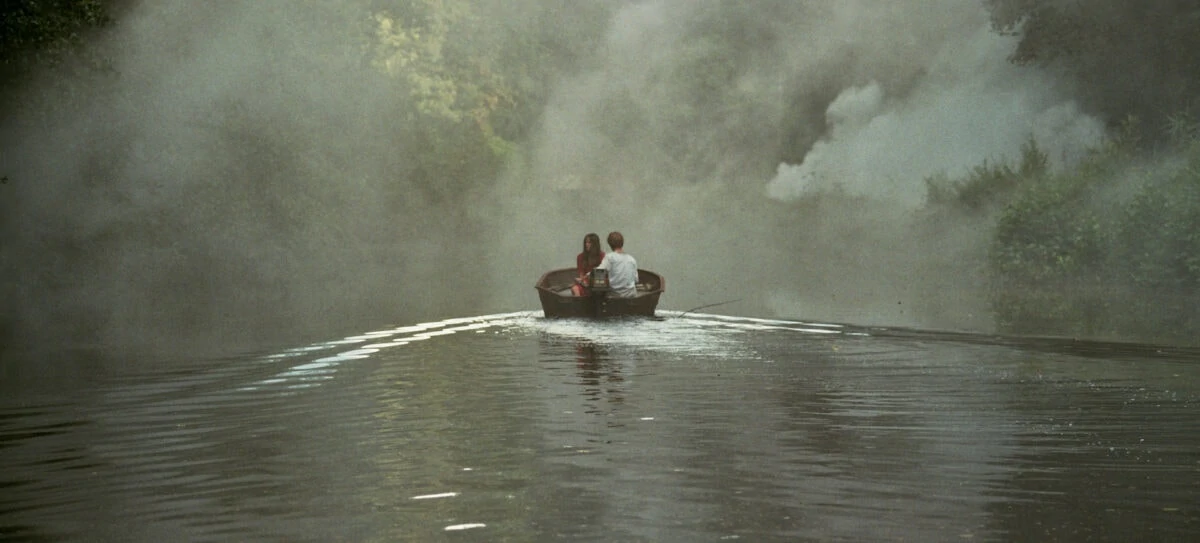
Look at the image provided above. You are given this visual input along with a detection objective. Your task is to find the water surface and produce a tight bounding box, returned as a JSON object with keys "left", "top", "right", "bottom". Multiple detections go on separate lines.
{"left": 2, "top": 312, "right": 1198, "bottom": 541}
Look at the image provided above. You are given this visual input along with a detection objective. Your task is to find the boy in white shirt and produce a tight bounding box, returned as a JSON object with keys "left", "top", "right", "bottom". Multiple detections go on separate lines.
{"left": 595, "top": 231, "right": 638, "bottom": 297}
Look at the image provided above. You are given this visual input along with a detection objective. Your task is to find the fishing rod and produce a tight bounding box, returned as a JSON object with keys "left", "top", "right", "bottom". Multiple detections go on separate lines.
{"left": 674, "top": 299, "right": 741, "bottom": 319}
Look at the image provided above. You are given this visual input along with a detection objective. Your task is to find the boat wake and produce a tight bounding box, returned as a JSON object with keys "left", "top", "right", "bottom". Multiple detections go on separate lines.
{"left": 99, "top": 309, "right": 1197, "bottom": 409}
{"left": 227, "top": 311, "right": 856, "bottom": 394}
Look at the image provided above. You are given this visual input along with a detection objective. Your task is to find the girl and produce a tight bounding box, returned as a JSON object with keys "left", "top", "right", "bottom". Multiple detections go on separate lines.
{"left": 572, "top": 233, "right": 605, "bottom": 296}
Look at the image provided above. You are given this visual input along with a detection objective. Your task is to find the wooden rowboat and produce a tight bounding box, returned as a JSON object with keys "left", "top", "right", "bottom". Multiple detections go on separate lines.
{"left": 534, "top": 268, "right": 665, "bottom": 318}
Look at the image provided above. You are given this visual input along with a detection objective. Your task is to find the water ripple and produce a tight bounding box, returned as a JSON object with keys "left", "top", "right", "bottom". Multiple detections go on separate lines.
{"left": 0, "top": 312, "right": 1197, "bottom": 541}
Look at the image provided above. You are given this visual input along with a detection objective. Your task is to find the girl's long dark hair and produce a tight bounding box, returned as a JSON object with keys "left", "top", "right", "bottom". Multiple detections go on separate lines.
{"left": 582, "top": 233, "right": 603, "bottom": 268}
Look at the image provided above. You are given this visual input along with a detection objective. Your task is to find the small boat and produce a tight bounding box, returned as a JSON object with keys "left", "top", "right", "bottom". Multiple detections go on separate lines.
{"left": 534, "top": 268, "right": 666, "bottom": 318}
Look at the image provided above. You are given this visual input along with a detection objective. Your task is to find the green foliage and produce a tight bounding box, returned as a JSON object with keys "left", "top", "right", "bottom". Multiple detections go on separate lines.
{"left": 365, "top": 0, "right": 617, "bottom": 199}
{"left": 371, "top": 0, "right": 517, "bottom": 138}
{"left": 977, "top": 114, "right": 1200, "bottom": 344}
{"left": 365, "top": 1, "right": 521, "bottom": 206}
{"left": 0, "top": 0, "right": 111, "bottom": 74}
{"left": 984, "top": 0, "right": 1200, "bottom": 135}
{"left": 988, "top": 171, "right": 1108, "bottom": 335}
{"left": 1108, "top": 154, "right": 1200, "bottom": 340}
{"left": 0, "top": 0, "right": 126, "bottom": 127}
{"left": 924, "top": 137, "right": 1047, "bottom": 210}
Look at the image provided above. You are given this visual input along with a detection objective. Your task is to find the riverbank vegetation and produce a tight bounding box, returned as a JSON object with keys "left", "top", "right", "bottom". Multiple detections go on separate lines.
{"left": 927, "top": 118, "right": 1200, "bottom": 345}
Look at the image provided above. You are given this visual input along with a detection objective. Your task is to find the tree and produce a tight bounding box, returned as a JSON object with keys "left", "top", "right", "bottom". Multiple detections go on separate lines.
{"left": 0, "top": 0, "right": 115, "bottom": 80}
{"left": 986, "top": 0, "right": 1200, "bottom": 134}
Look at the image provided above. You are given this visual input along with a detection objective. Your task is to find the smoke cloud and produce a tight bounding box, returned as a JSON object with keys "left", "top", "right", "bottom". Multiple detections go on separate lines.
{"left": 1, "top": 0, "right": 1115, "bottom": 374}
{"left": 484, "top": 0, "right": 1105, "bottom": 328}
{"left": 767, "top": 26, "right": 1104, "bottom": 205}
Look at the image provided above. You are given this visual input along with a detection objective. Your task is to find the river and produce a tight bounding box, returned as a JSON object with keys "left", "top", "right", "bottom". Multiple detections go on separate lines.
{"left": 1, "top": 312, "right": 1197, "bottom": 541}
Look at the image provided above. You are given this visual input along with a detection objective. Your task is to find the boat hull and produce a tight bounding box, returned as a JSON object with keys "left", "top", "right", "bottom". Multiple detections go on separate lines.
{"left": 534, "top": 268, "right": 665, "bottom": 318}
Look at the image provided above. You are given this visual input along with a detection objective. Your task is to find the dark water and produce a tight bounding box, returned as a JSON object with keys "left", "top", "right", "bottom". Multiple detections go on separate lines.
{"left": 2, "top": 312, "right": 1198, "bottom": 542}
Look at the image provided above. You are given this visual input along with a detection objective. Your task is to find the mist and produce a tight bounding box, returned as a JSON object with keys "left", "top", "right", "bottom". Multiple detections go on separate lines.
{"left": 1, "top": 1, "right": 1112, "bottom": 369}
{"left": 1, "top": 1, "right": 479, "bottom": 363}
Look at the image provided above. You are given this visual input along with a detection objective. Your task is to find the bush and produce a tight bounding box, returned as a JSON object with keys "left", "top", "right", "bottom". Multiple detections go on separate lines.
{"left": 1110, "top": 153, "right": 1200, "bottom": 341}
{"left": 924, "top": 137, "right": 1047, "bottom": 211}
{"left": 987, "top": 173, "right": 1109, "bottom": 336}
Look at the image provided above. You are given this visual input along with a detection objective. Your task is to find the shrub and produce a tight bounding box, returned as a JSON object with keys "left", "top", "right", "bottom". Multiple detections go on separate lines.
{"left": 1110, "top": 153, "right": 1200, "bottom": 341}
{"left": 924, "top": 137, "right": 1047, "bottom": 211}
{"left": 988, "top": 173, "right": 1108, "bottom": 336}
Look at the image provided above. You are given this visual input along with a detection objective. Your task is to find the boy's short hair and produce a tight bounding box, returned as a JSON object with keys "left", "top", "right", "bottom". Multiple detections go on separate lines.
{"left": 606, "top": 231, "right": 624, "bottom": 249}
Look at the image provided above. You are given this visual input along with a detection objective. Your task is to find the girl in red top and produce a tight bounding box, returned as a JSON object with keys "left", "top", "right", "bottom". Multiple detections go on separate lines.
{"left": 572, "top": 233, "right": 605, "bottom": 296}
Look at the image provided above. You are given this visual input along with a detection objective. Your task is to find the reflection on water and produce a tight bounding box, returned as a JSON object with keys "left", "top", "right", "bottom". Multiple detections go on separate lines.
{"left": 1, "top": 312, "right": 1198, "bottom": 541}
{"left": 574, "top": 342, "right": 627, "bottom": 416}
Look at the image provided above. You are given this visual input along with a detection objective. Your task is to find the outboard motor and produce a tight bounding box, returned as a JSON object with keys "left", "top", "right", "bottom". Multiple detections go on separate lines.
{"left": 586, "top": 268, "right": 612, "bottom": 317}
{"left": 587, "top": 268, "right": 610, "bottom": 294}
